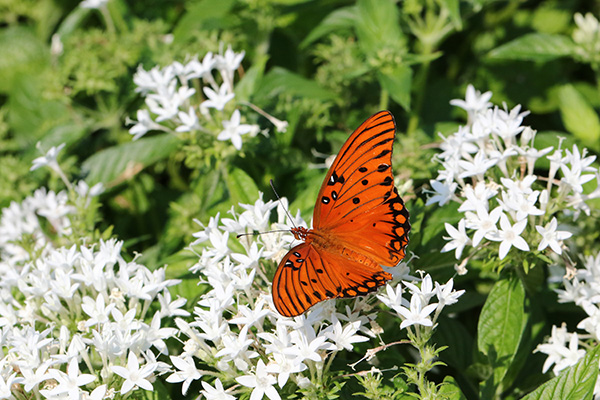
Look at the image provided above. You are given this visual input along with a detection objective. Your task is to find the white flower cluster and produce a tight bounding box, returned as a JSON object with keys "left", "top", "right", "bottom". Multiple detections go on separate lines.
{"left": 0, "top": 188, "right": 74, "bottom": 264}
{"left": 129, "top": 46, "right": 286, "bottom": 151}
{"left": 537, "top": 253, "right": 600, "bottom": 394}
{"left": 0, "top": 189, "right": 189, "bottom": 398}
{"left": 573, "top": 13, "right": 600, "bottom": 66}
{"left": 429, "top": 85, "right": 600, "bottom": 271}
{"left": 179, "top": 194, "right": 463, "bottom": 399}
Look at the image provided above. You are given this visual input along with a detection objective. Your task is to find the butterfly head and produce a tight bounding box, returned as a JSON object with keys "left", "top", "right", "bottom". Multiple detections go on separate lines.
{"left": 290, "top": 226, "right": 310, "bottom": 241}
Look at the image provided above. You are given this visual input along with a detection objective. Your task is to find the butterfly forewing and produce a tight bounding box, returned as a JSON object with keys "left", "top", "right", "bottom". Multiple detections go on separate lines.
{"left": 313, "top": 111, "right": 397, "bottom": 230}
{"left": 272, "top": 243, "right": 392, "bottom": 317}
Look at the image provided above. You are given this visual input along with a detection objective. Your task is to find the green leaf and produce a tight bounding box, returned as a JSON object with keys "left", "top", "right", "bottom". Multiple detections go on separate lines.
{"left": 172, "top": 0, "right": 236, "bottom": 43}
{"left": 377, "top": 65, "right": 412, "bottom": 110}
{"left": 478, "top": 277, "right": 528, "bottom": 396}
{"left": 355, "top": 0, "right": 404, "bottom": 55}
{"left": 439, "top": 376, "right": 468, "bottom": 400}
{"left": 82, "top": 134, "right": 180, "bottom": 186}
{"left": 55, "top": 7, "right": 92, "bottom": 39}
{"left": 225, "top": 167, "right": 259, "bottom": 206}
{"left": 557, "top": 84, "right": 600, "bottom": 151}
{"left": 488, "top": 33, "right": 576, "bottom": 62}
{"left": 442, "top": 0, "right": 462, "bottom": 30}
{"left": 236, "top": 54, "right": 268, "bottom": 102}
{"left": 301, "top": 6, "right": 358, "bottom": 48}
{"left": 521, "top": 346, "right": 600, "bottom": 400}
{"left": 255, "top": 67, "right": 338, "bottom": 102}
{"left": 0, "top": 27, "right": 49, "bottom": 93}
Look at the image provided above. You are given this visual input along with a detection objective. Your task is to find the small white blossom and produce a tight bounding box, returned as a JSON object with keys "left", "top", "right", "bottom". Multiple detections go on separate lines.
{"left": 536, "top": 218, "right": 573, "bottom": 254}
{"left": 217, "top": 110, "right": 257, "bottom": 150}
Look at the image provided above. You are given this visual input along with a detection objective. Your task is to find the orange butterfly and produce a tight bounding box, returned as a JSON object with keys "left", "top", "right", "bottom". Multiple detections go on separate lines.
{"left": 272, "top": 111, "right": 410, "bottom": 317}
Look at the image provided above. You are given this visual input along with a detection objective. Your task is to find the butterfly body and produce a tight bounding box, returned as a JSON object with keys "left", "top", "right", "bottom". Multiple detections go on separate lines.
{"left": 273, "top": 111, "right": 410, "bottom": 317}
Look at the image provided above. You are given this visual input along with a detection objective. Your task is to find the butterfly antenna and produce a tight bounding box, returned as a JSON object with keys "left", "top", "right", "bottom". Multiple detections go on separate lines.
{"left": 236, "top": 229, "right": 290, "bottom": 239}
{"left": 270, "top": 179, "right": 298, "bottom": 229}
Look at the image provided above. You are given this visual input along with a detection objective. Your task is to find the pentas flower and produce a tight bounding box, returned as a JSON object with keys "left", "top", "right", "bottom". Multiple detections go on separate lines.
{"left": 182, "top": 193, "right": 463, "bottom": 398}
{"left": 129, "top": 46, "right": 285, "bottom": 153}
{"left": 430, "top": 85, "right": 599, "bottom": 270}
{"left": 0, "top": 186, "right": 188, "bottom": 398}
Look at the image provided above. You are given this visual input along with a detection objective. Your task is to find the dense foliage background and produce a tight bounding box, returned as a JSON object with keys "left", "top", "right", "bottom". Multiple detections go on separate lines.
{"left": 1, "top": 0, "right": 600, "bottom": 399}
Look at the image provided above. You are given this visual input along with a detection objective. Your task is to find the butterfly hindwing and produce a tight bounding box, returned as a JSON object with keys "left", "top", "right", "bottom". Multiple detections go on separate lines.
{"left": 313, "top": 111, "right": 397, "bottom": 229}
{"left": 272, "top": 243, "right": 392, "bottom": 317}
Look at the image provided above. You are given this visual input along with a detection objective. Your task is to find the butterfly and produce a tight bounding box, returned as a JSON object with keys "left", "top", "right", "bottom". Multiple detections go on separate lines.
{"left": 272, "top": 110, "right": 410, "bottom": 317}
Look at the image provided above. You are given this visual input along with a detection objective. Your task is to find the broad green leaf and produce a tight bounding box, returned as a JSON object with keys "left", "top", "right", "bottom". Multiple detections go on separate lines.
{"left": 32, "top": 123, "right": 88, "bottom": 155}
{"left": 355, "top": 0, "right": 404, "bottom": 55}
{"left": 82, "top": 134, "right": 180, "bottom": 186}
{"left": 377, "top": 66, "right": 412, "bottom": 110}
{"left": 301, "top": 6, "right": 358, "bottom": 48}
{"left": 557, "top": 84, "right": 600, "bottom": 150}
{"left": 172, "top": 0, "right": 236, "bottom": 42}
{"left": 0, "top": 27, "right": 49, "bottom": 93}
{"left": 521, "top": 346, "right": 600, "bottom": 400}
{"left": 7, "top": 76, "right": 70, "bottom": 145}
{"left": 255, "top": 67, "right": 337, "bottom": 102}
{"left": 236, "top": 54, "right": 268, "bottom": 102}
{"left": 434, "top": 317, "right": 472, "bottom": 371}
{"left": 487, "top": 33, "right": 575, "bottom": 62}
{"left": 478, "top": 277, "right": 527, "bottom": 396}
{"left": 439, "top": 376, "right": 468, "bottom": 400}
{"left": 225, "top": 167, "right": 259, "bottom": 206}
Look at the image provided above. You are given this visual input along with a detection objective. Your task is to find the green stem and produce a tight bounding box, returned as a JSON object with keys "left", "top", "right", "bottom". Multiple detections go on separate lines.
{"left": 379, "top": 88, "right": 390, "bottom": 111}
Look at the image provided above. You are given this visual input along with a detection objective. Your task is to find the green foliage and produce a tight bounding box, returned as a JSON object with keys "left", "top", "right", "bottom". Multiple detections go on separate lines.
{"left": 2, "top": 0, "right": 600, "bottom": 399}
{"left": 521, "top": 346, "right": 600, "bottom": 400}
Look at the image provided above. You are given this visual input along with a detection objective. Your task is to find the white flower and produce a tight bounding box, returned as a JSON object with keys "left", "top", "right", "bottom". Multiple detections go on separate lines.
{"left": 265, "top": 353, "right": 307, "bottom": 388}
{"left": 458, "top": 150, "right": 496, "bottom": 179}
{"left": 323, "top": 316, "right": 369, "bottom": 351}
{"left": 450, "top": 84, "right": 492, "bottom": 120}
{"left": 166, "top": 355, "right": 202, "bottom": 395}
{"left": 216, "top": 46, "right": 245, "bottom": 73}
{"left": 434, "top": 278, "right": 465, "bottom": 309}
{"left": 236, "top": 359, "right": 280, "bottom": 400}
{"left": 217, "top": 110, "right": 257, "bottom": 150}
{"left": 560, "top": 145, "right": 597, "bottom": 193}
{"left": 176, "top": 106, "right": 201, "bottom": 132}
{"left": 536, "top": 324, "right": 586, "bottom": 375}
{"left": 396, "top": 293, "right": 438, "bottom": 329}
{"left": 79, "top": 0, "right": 109, "bottom": 8}
{"left": 30, "top": 142, "right": 65, "bottom": 172}
{"left": 40, "top": 358, "right": 95, "bottom": 400}
{"left": 188, "top": 52, "right": 216, "bottom": 80}
{"left": 284, "top": 329, "right": 329, "bottom": 364}
{"left": 536, "top": 217, "right": 573, "bottom": 254}
{"left": 403, "top": 275, "right": 436, "bottom": 304}
{"left": 201, "top": 83, "right": 235, "bottom": 111}
{"left": 81, "top": 294, "right": 115, "bottom": 327}
{"left": 111, "top": 352, "right": 157, "bottom": 394}
{"left": 133, "top": 64, "right": 175, "bottom": 94}
{"left": 464, "top": 206, "right": 502, "bottom": 246}
{"left": 376, "top": 283, "right": 408, "bottom": 315}
{"left": 441, "top": 219, "right": 471, "bottom": 260}
{"left": 200, "top": 378, "right": 236, "bottom": 400}
{"left": 426, "top": 179, "right": 457, "bottom": 206}
{"left": 487, "top": 214, "right": 529, "bottom": 260}
{"left": 0, "top": 373, "right": 24, "bottom": 399}
{"left": 146, "top": 83, "right": 195, "bottom": 122}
